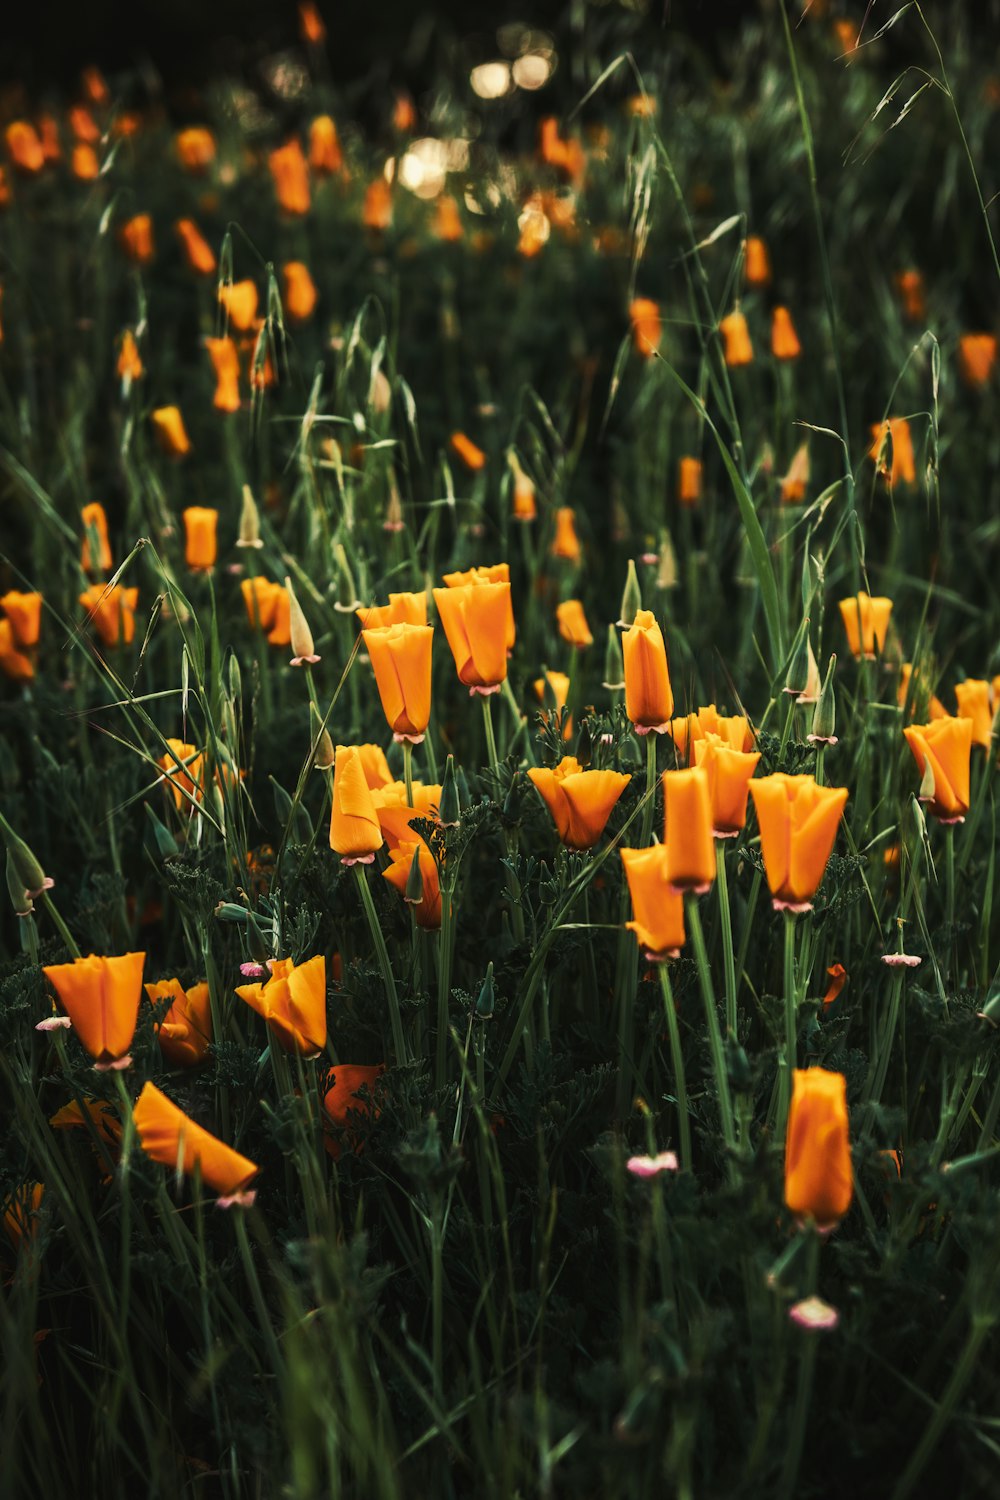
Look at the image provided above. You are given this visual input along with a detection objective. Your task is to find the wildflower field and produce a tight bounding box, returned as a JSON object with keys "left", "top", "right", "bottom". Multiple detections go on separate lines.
{"left": 2, "top": 2, "right": 1000, "bottom": 1495}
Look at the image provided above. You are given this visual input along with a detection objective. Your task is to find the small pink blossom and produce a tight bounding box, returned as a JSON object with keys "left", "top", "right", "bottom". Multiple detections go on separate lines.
{"left": 627, "top": 1151, "right": 679, "bottom": 1179}
{"left": 881, "top": 953, "right": 921, "bottom": 968}
{"left": 36, "top": 1015, "right": 72, "bottom": 1032}
{"left": 216, "top": 1189, "right": 257, "bottom": 1210}
{"left": 239, "top": 961, "right": 266, "bottom": 978}
{"left": 93, "top": 1054, "right": 133, "bottom": 1073}
{"left": 789, "top": 1296, "right": 840, "bottom": 1331}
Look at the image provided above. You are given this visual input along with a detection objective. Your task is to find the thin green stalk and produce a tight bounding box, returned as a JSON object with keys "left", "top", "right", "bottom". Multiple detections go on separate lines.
{"left": 890, "top": 1313, "right": 995, "bottom": 1500}
{"left": 716, "top": 841, "right": 737, "bottom": 1037}
{"left": 353, "top": 863, "right": 408, "bottom": 1065}
{"left": 657, "top": 963, "right": 692, "bottom": 1173}
{"left": 39, "top": 890, "right": 81, "bottom": 958}
{"left": 402, "top": 740, "right": 414, "bottom": 807}
{"left": 436, "top": 882, "right": 454, "bottom": 1087}
{"left": 639, "top": 731, "right": 658, "bottom": 849}
{"left": 779, "top": 910, "right": 798, "bottom": 1137}
{"left": 685, "top": 896, "right": 737, "bottom": 1169}
{"left": 779, "top": 1228, "right": 821, "bottom": 1500}
{"left": 481, "top": 693, "right": 499, "bottom": 779}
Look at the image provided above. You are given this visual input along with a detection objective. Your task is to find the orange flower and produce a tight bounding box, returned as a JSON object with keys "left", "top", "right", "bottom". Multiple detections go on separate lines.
{"left": 528, "top": 757, "right": 630, "bottom": 849}
{"left": 236, "top": 954, "right": 326, "bottom": 1056}
{"left": 146, "top": 979, "right": 212, "bottom": 1067}
{"left": 283, "top": 261, "right": 317, "bottom": 323}
{"left": 309, "top": 115, "right": 342, "bottom": 174}
{"left": 371, "top": 780, "right": 441, "bottom": 848}
{"left": 629, "top": 297, "right": 661, "bottom": 357}
{"left": 954, "top": 679, "right": 993, "bottom": 749}
{"left": 661, "top": 767, "right": 715, "bottom": 892}
{"left": 834, "top": 18, "right": 858, "bottom": 55}
{"left": 183, "top": 507, "right": 218, "bottom": 571}
{"left": 450, "top": 432, "right": 486, "bottom": 471}
{"left": 81, "top": 501, "right": 113, "bottom": 574}
{"left": 720, "top": 309, "right": 753, "bottom": 366}
{"left": 385, "top": 839, "right": 442, "bottom": 928}
{"left": 838, "top": 593, "right": 892, "bottom": 659}
{"left": 538, "top": 117, "right": 585, "bottom": 185}
{"left": 3, "top": 1184, "right": 44, "bottom": 1251}
{"left": 356, "top": 591, "right": 428, "bottom": 629}
{"left": 749, "top": 774, "right": 849, "bottom": 911}
{"left": 869, "top": 418, "right": 915, "bottom": 485}
{"left": 903, "top": 717, "right": 972, "bottom": 821}
{"left": 241, "top": 579, "right": 291, "bottom": 647}
{"left": 176, "top": 218, "right": 217, "bottom": 276}
{"left": 363, "top": 177, "right": 393, "bottom": 230}
{"left": 823, "top": 964, "right": 847, "bottom": 1008}
{"left": 432, "top": 582, "right": 511, "bottom": 693}
{"left": 620, "top": 845, "right": 686, "bottom": 959}
{"left": 39, "top": 115, "right": 62, "bottom": 162}
{"left": 895, "top": 269, "right": 925, "bottom": 321}
{"left": 176, "top": 127, "right": 215, "bottom": 173}
{"left": 780, "top": 442, "right": 810, "bottom": 504}
{"left": 133, "top": 1081, "right": 258, "bottom": 1200}
{"left": 441, "top": 565, "right": 514, "bottom": 649}
{"left": 330, "top": 745, "right": 384, "bottom": 862}
{"left": 270, "top": 139, "right": 310, "bottom": 216}
{"left": 534, "top": 669, "right": 571, "bottom": 720}
{"left": 119, "top": 213, "right": 154, "bottom": 263}
{"left": 69, "top": 105, "right": 100, "bottom": 143}
{"left": 322, "top": 1064, "right": 384, "bottom": 1159}
{"left": 555, "top": 598, "right": 593, "bottom": 649}
{"left": 299, "top": 0, "right": 326, "bottom": 43}
{"left": 363, "top": 623, "right": 433, "bottom": 741}
{"left": 678, "top": 457, "right": 702, "bottom": 506}
{"left": 0, "top": 590, "right": 39, "bottom": 655}
{"left": 6, "top": 122, "right": 45, "bottom": 174}
{"left": 551, "top": 506, "right": 582, "bottom": 563}
{"left": 81, "top": 65, "right": 110, "bottom": 104}
{"left": 958, "top": 333, "right": 997, "bottom": 387}
{"left": 744, "top": 235, "right": 771, "bottom": 286}
{"left": 693, "top": 736, "right": 761, "bottom": 837}
{"left": 117, "top": 329, "right": 143, "bottom": 382}
{"left": 623, "top": 609, "right": 673, "bottom": 733}
{"left": 509, "top": 455, "right": 537, "bottom": 521}
{"left": 771, "top": 306, "right": 801, "bottom": 360}
{"left": 356, "top": 743, "right": 393, "bottom": 790}
{"left": 434, "top": 194, "right": 463, "bottom": 242}
{"left": 785, "top": 1067, "right": 852, "bottom": 1225}
{"left": 0, "top": 620, "right": 33, "bottom": 682}
{"left": 898, "top": 663, "right": 949, "bottom": 723}
{"left": 393, "top": 93, "right": 416, "bottom": 133}
{"left": 49, "top": 1098, "right": 123, "bottom": 1160}
{"left": 670, "top": 705, "right": 753, "bottom": 757}
{"left": 42, "top": 952, "right": 145, "bottom": 1068}
{"left": 72, "top": 143, "right": 99, "bottom": 179}
{"left": 151, "top": 406, "right": 191, "bottom": 457}
{"left": 206, "top": 336, "right": 241, "bottom": 412}
{"left": 158, "top": 738, "right": 203, "bottom": 811}
{"left": 79, "top": 583, "right": 138, "bottom": 647}
{"left": 219, "top": 279, "right": 259, "bottom": 332}
{"left": 0, "top": 167, "right": 9, "bottom": 207}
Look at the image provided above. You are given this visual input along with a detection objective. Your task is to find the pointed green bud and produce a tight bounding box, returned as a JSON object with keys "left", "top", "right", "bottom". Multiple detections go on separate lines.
{"left": 286, "top": 576, "right": 320, "bottom": 665}
{"left": 808, "top": 654, "right": 838, "bottom": 745}
{"left": 404, "top": 844, "right": 424, "bottom": 905}
{"left": 656, "top": 530, "right": 678, "bottom": 591}
{"left": 214, "top": 901, "right": 250, "bottom": 924}
{"left": 144, "top": 802, "right": 180, "bottom": 859}
{"left": 228, "top": 652, "right": 242, "bottom": 705}
{"left": 439, "top": 754, "right": 461, "bottom": 826}
{"left": 2, "top": 824, "right": 50, "bottom": 898}
{"left": 309, "top": 702, "right": 335, "bottom": 772}
{"left": 6, "top": 851, "right": 32, "bottom": 916}
{"left": 476, "top": 961, "right": 496, "bottom": 1020}
{"left": 784, "top": 618, "right": 811, "bottom": 697}
{"left": 456, "top": 765, "right": 471, "bottom": 812}
{"left": 617, "top": 559, "right": 642, "bottom": 629}
{"left": 236, "top": 483, "right": 263, "bottom": 548}
{"left": 602, "top": 623, "right": 625, "bottom": 691}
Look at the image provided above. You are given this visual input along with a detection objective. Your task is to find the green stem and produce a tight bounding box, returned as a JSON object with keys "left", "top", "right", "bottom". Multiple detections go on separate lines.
{"left": 403, "top": 739, "right": 414, "bottom": 807}
{"left": 657, "top": 963, "right": 692, "bottom": 1173}
{"left": 353, "top": 863, "right": 408, "bottom": 1065}
{"left": 481, "top": 693, "right": 499, "bottom": 779}
{"left": 686, "top": 896, "right": 737, "bottom": 1169}
{"left": 779, "top": 1228, "right": 821, "bottom": 1500}
{"left": 436, "top": 882, "right": 455, "bottom": 1087}
{"left": 40, "top": 890, "right": 81, "bottom": 958}
{"left": 639, "top": 732, "right": 658, "bottom": 849}
{"left": 780, "top": 909, "right": 798, "bottom": 1137}
{"left": 890, "top": 1314, "right": 995, "bottom": 1500}
{"left": 716, "top": 841, "right": 737, "bottom": 1037}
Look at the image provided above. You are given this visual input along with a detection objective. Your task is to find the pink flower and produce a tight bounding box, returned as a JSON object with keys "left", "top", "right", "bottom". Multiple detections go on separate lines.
{"left": 36, "top": 1015, "right": 73, "bottom": 1032}
{"left": 881, "top": 953, "right": 921, "bottom": 968}
{"left": 216, "top": 1188, "right": 258, "bottom": 1210}
{"left": 789, "top": 1296, "right": 840, "bottom": 1331}
{"left": 627, "top": 1151, "right": 680, "bottom": 1178}
{"left": 239, "top": 961, "right": 266, "bottom": 978}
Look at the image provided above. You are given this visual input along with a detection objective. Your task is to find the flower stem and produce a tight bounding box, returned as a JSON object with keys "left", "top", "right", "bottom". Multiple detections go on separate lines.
{"left": 779, "top": 1227, "right": 821, "bottom": 1500}
{"left": 779, "top": 909, "right": 798, "bottom": 1137}
{"left": 402, "top": 739, "right": 414, "bottom": 807}
{"left": 353, "top": 863, "right": 407, "bottom": 1065}
{"left": 40, "top": 890, "right": 81, "bottom": 959}
{"left": 640, "top": 731, "right": 657, "bottom": 849}
{"left": 716, "top": 841, "right": 737, "bottom": 1037}
{"left": 657, "top": 963, "right": 692, "bottom": 1173}
{"left": 481, "top": 694, "right": 499, "bottom": 779}
{"left": 436, "top": 882, "right": 454, "bottom": 1088}
{"left": 686, "top": 896, "right": 737, "bottom": 1169}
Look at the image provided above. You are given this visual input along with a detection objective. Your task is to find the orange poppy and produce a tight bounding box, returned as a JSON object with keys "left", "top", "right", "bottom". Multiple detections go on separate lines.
{"left": 79, "top": 584, "right": 139, "bottom": 647}
{"left": 620, "top": 845, "right": 686, "bottom": 959}
{"left": 384, "top": 839, "right": 442, "bottom": 928}
{"left": 183, "top": 507, "right": 218, "bottom": 571}
{"left": 0, "top": 590, "right": 42, "bottom": 648}
{"left": 72, "top": 144, "right": 99, "bottom": 180}
{"left": 528, "top": 757, "right": 630, "bottom": 849}
{"left": 219, "top": 279, "right": 259, "bottom": 332}
{"left": 894, "top": 269, "right": 925, "bottom": 321}
{"left": 151, "top": 406, "right": 191, "bottom": 457}
{"left": 744, "top": 236, "right": 771, "bottom": 286}
{"left": 282, "top": 262, "right": 317, "bottom": 323}
{"left": 550, "top": 507, "right": 582, "bottom": 563}
{"left": 176, "top": 127, "right": 215, "bottom": 173}
{"left": 692, "top": 735, "right": 761, "bottom": 837}
{"left": 785, "top": 1067, "right": 852, "bottom": 1226}
{"left": 309, "top": 115, "right": 342, "bottom": 174}
{"left": 206, "top": 336, "right": 241, "bottom": 412}
{"left": 623, "top": 609, "right": 673, "bottom": 733}
{"left": 678, "top": 457, "right": 702, "bottom": 506}
{"left": 771, "top": 306, "right": 801, "bottom": 360}
{"left": 958, "top": 333, "right": 997, "bottom": 387}
{"left": 629, "top": 297, "right": 661, "bottom": 357}
{"left": 903, "top": 717, "right": 972, "bottom": 821}
{"left": 954, "top": 679, "right": 993, "bottom": 749}
{"left": 356, "top": 591, "right": 428, "bottom": 630}
{"left": 749, "top": 774, "right": 849, "bottom": 910}
{"left": 838, "top": 593, "right": 892, "bottom": 659}
{"left": 330, "top": 746, "right": 384, "bottom": 862}
{"left": 270, "top": 139, "right": 310, "bottom": 215}
{"left": 662, "top": 767, "right": 715, "bottom": 892}
{"left": 432, "top": 582, "right": 511, "bottom": 693}
{"left": 321, "top": 1064, "right": 384, "bottom": 1159}
{"left": 81, "top": 501, "right": 112, "bottom": 573}
{"left": 450, "top": 432, "right": 486, "bottom": 471}
{"left": 363, "top": 178, "right": 393, "bottom": 231}
{"left": 117, "top": 329, "right": 143, "bottom": 382}
{"left": 556, "top": 599, "right": 593, "bottom": 649}
{"left": 6, "top": 122, "right": 45, "bottom": 174}
{"left": 0, "top": 620, "right": 34, "bottom": 682}
{"left": 241, "top": 578, "right": 291, "bottom": 647}
{"left": 441, "top": 565, "right": 514, "bottom": 650}
{"left": 133, "top": 1081, "right": 258, "bottom": 1200}
{"left": 236, "top": 955, "right": 327, "bottom": 1056}
{"left": 869, "top": 418, "right": 915, "bottom": 486}
{"left": 119, "top": 213, "right": 154, "bottom": 263}
{"left": 720, "top": 309, "right": 753, "bottom": 366}
{"left": 780, "top": 442, "right": 809, "bottom": 504}
{"left": 363, "top": 623, "right": 434, "bottom": 741}
{"left": 42, "top": 952, "right": 145, "bottom": 1068}
{"left": 176, "top": 218, "right": 217, "bottom": 276}
{"left": 146, "top": 979, "right": 212, "bottom": 1067}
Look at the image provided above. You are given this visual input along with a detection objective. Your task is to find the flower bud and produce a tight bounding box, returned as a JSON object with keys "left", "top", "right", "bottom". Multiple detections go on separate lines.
{"left": 236, "top": 484, "right": 263, "bottom": 549}
{"left": 6, "top": 850, "right": 32, "bottom": 915}
{"left": 439, "top": 755, "right": 461, "bottom": 826}
{"left": 476, "top": 961, "right": 496, "bottom": 1020}
{"left": 808, "top": 654, "right": 838, "bottom": 745}
{"left": 286, "top": 577, "right": 320, "bottom": 666}
{"left": 617, "top": 559, "right": 642, "bottom": 629}
{"left": 404, "top": 844, "right": 424, "bottom": 905}
{"left": 602, "top": 623, "right": 625, "bottom": 691}
{"left": 2, "top": 824, "right": 51, "bottom": 898}
{"left": 309, "top": 702, "right": 335, "bottom": 772}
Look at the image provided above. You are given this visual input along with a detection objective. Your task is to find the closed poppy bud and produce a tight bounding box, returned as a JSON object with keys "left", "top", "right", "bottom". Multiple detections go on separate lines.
{"left": 175, "top": 127, "right": 215, "bottom": 173}
{"left": 176, "top": 218, "right": 217, "bottom": 276}
{"left": 771, "top": 305, "right": 801, "bottom": 360}
{"left": 119, "top": 213, "right": 154, "bottom": 263}
{"left": 322, "top": 1063, "right": 385, "bottom": 1159}
{"left": 219, "top": 279, "right": 258, "bottom": 332}
{"left": 450, "top": 432, "right": 486, "bottom": 471}
{"left": 117, "top": 329, "right": 143, "bottom": 383}
{"left": 678, "top": 457, "right": 702, "bottom": 506}
{"left": 441, "top": 565, "right": 514, "bottom": 649}
{"left": 385, "top": 839, "right": 442, "bottom": 927}
{"left": 1, "top": 590, "right": 42, "bottom": 648}
{"left": 146, "top": 978, "right": 212, "bottom": 1067}
{"left": 749, "top": 773, "right": 849, "bottom": 911}
{"left": 556, "top": 598, "right": 593, "bottom": 649}
{"left": 240, "top": 578, "right": 291, "bottom": 646}
{"left": 158, "top": 738, "right": 203, "bottom": 810}
{"left": 330, "top": 745, "right": 384, "bottom": 862}
{"left": 780, "top": 442, "right": 810, "bottom": 504}
{"left": 356, "top": 591, "right": 428, "bottom": 630}
{"left": 72, "top": 143, "right": 99, "bottom": 179}
{"left": 0, "top": 620, "right": 34, "bottom": 681}
{"left": 434, "top": 194, "right": 463, "bottom": 242}
{"left": 42, "top": 951, "right": 145, "bottom": 1069}
{"left": 81, "top": 501, "right": 113, "bottom": 574}
{"left": 551, "top": 506, "right": 582, "bottom": 563}
{"left": 363, "top": 177, "right": 393, "bottom": 230}
{"left": 629, "top": 297, "right": 661, "bottom": 357}
{"left": 869, "top": 418, "right": 915, "bottom": 485}
{"left": 433, "top": 582, "right": 511, "bottom": 693}
{"left": 954, "top": 679, "right": 993, "bottom": 749}
{"left": 623, "top": 609, "right": 673, "bottom": 733}
{"left": 958, "top": 334, "right": 996, "bottom": 393}
{"left": 720, "top": 309, "right": 753, "bottom": 366}
{"left": 784, "top": 1067, "right": 852, "bottom": 1226}
{"left": 80, "top": 583, "right": 139, "bottom": 647}
{"left": 183, "top": 507, "right": 218, "bottom": 571}
{"left": 282, "top": 261, "right": 317, "bottom": 323}
{"left": 693, "top": 736, "right": 761, "bottom": 837}
{"left": 363, "top": 623, "right": 433, "bottom": 741}
{"left": 744, "top": 235, "right": 770, "bottom": 286}
{"left": 236, "top": 954, "right": 326, "bottom": 1056}
{"left": 270, "top": 138, "right": 310, "bottom": 216}
{"left": 309, "top": 115, "right": 342, "bottom": 174}
{"left": 529, "top": 757, "right": 630, "bottom": 849}
{"left": 205, "top": 336, "right": 241, "bottom": 412}
{"left": 133, "top": 1081, "right": 258, "bottom": 1199}
{"left": 838, "top": 593, "right": 892, "bottom": 659}
{"left": 895, "top": 269, "right": 925, "bottom": 321}
{"left": 903, "top": 717, "right": 972, "bottom": 821}
{"left": 508, "top": 452, "right": 537, "bottom": 521}
{"left": 662, "top": 767, "right": 715, "bottom": 892}
{"left": 620, "top": 845, "right": 686, "bottom": 959}
{"left": 6, "top": 122, "right": 45, "bottom": 174}
{"left": 299, "top": 0, "right": 326, "bottom": 43}
{"left": 151, "top": 405, "right": 191, "bottom": 457}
